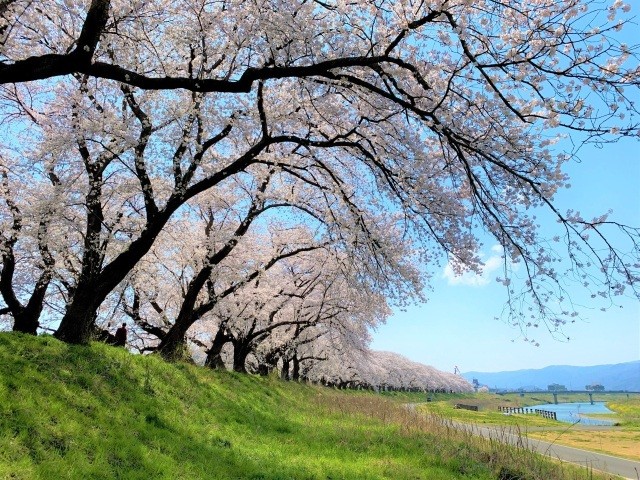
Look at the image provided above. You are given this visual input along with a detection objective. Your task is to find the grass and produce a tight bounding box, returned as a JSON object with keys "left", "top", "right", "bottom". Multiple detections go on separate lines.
{"left": 607, "top": 397, "right": 640, "bottom": 428}
{"left": 0, "top": 333, "right": 622, "bottom": 479}
{"left": 415, "top": 393, "right": 560, "bottom": 427}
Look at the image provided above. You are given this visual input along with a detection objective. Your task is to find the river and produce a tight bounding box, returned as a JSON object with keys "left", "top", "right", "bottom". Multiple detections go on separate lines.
{"left": 531, "top": 401, "right": 616, "bottom": 426}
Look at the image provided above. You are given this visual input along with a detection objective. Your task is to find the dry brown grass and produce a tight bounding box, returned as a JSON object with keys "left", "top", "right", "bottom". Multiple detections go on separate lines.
{"left": 313, "top": 391, "right": 615, "bottom": 480}
{"left": 528, "top": 428, "right": 640, "bottom": 461}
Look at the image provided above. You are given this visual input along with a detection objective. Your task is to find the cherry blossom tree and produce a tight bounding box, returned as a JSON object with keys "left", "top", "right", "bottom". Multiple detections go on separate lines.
{"left": 118, "top": 198, "right": 326, "bottom": 359}
{"left": 367, "top": 351, "right": 473, "bottom": 392}
{"left": 304, "top": 349, "right": 474, "bottom": 392}
{"left": 0, "top": 0, "right": 639, "bottom": 346}
{"left": 0, "top": 167, "right": 58, "bottom": 333}
{"left": 210, "top": 243, "right": 391, "bottom": 373}
{"left": 114, "top": 165, "right": 418, "bottom": 361}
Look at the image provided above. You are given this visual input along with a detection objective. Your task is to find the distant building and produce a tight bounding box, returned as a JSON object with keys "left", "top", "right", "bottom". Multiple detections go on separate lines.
{"left": 547, "top": 383, "right": 567, "bottom": 392}
{"left": 585, "top": 384, "right": 605, "bottom": 392}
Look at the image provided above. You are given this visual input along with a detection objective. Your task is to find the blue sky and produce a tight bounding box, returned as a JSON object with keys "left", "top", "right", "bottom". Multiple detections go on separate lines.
{"left": 371, "top": 0, "right": 640, "bottom": 374}
{"left": 371, "top": 117, "right": 640, "bottom": 375}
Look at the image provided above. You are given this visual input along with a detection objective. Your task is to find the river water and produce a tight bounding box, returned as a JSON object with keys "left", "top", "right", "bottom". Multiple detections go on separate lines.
{"left": 531, "top": 401, "right": 616, "bottom": 426}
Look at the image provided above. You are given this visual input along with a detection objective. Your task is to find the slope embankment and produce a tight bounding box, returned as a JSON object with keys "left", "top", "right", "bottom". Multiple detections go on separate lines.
{"left": 0, "top": 333, "right": 621, "bottom": 479}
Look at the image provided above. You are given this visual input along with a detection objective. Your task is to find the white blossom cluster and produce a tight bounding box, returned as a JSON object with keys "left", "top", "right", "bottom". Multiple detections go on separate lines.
{"left": 0, "top": 0, "right": 638, "bottom": 363}
{"left": 303, "top": 349, "right": 473, "bottom": 392}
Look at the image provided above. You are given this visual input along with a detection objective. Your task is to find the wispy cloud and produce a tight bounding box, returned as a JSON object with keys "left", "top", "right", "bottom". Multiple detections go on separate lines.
{"left": 442, "top": 245, "right": 504, "bottom": 287}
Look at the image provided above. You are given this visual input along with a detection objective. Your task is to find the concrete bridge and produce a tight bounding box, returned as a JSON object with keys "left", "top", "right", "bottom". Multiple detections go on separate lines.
{"left": 505, "top": 390, "right": 639, "bottom": 405}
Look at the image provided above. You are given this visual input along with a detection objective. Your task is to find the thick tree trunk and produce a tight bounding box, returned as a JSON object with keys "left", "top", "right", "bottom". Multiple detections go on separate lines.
{"left": 156, "top": 264, "right": 213, "bottom": 361}
{"left": 291, "top": 354, "right": 300, "bottom": 381}
{"left": 54, "top": 288, "right": 100, "bottom": 343}
{"left": 1, "top": 250, "right": 45, "bottom": 335}
{"left": 159, "top": 195, "right": 265, "bottom": 361}
{"left": 1, "top": 192, "right": 55, "bottom": 335}
{"left": 257, "top": 349, "right": 281, "bottom": 376}
{"left": 55, "top": 207, "right": 174, "bottom": 344}
{"left": 11, "top": 269, "right": 55, "bottom": 335}
{"left": 280, "top": 357, "right": 290, "bottom": 380}
{"left": 232, "top": 339, "right": 251, "bottom": 373}
{"left": 157, "top": 322, "right": 190, "bottom": 361}
{"left": 55, "top": 163, "right": 106, "bottom": 344}
{"left": 204, "top": 325, "right": 230, "bottom": 369}
{"left": 12, "top": 307, "right": 40, "bottom": 335}
{"left": 53, "top": 143, "right": 261, "bottom": 346}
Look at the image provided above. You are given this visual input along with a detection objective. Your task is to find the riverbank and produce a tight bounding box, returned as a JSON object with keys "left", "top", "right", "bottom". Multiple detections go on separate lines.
{"left": 415, "top": 392, "right": 640, "bottom": 462}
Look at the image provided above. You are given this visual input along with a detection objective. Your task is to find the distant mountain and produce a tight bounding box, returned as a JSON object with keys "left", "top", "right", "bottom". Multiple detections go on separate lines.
{"left": 463, "top": 361, "right": 640, "bottom": 391}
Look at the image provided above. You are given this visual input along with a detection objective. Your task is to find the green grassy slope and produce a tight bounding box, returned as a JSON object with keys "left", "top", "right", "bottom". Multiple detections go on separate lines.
{"left": 0, "top": 333, "right": 613, "bottom": 479}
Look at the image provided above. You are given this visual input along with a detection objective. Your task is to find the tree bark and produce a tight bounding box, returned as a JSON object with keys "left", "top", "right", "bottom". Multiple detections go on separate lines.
{"left": 54, "top": 205, "right": 174, "bottom": 344}
{"left": 157, "top": 175, "right": 271, "bottom": 359}
{"left": 291, "top": 354, "right": 300, "bottom": 381}
{"left": 54, "top": 156, "right": 108, "bottom": 344}
{"left": 280, "top": 357, "right": 290, "bottom": 380}
{"left": 204, "top": 323, "right": 231, "bottom": 369}
{"left": 1, "top": 232, "right": 53, "bottom": 336}
{"left": 11, "top": 307, "right": 40, "bottom": 335}
{"left": 54, "top": 287, "right": 100, "bottom": 342}
{"left": 156, "top": 319, "right": 191, "bottom": 361}
{"left": 231, "top": 338, "right": 252, "bottom": 373}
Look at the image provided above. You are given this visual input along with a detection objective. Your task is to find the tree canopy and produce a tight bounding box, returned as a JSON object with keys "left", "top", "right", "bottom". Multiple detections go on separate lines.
{"left": 1, "top": 0, "right": 639, "bottom": 377}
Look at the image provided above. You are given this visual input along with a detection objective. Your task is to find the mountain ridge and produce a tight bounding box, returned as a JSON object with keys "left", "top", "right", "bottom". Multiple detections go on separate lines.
{"left": 462, "top": 360, "right": 640, "bottom": 391}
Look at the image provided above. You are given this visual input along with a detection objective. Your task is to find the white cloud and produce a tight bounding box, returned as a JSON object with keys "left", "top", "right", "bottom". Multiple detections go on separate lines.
{"left": 442, "top": 245, "right": 504, "bottom": 287}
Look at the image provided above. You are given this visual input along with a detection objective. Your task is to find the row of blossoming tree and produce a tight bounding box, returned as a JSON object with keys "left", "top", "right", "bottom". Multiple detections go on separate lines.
{"left": 0, "top": 0, "right": 638, "bottom": 388}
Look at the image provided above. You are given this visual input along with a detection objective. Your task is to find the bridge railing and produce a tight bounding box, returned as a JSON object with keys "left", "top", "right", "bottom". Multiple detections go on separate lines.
{"left": 498, "top": 406, "right": 557, "bottom": 420}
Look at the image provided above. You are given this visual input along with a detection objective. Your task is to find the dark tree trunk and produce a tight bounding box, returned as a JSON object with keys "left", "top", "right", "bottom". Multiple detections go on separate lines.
{"left": 55, "top": 162, "right": 107, "bottom": 344}
{"left": 204, "top": 324, "right": 231, "bottom": 369}
{"left": 257, "top": 348, "right": 281, "bottom": 376}
{"left": 54, "top": 288, "right": 100, "bottom": 343}
{"left": 280, "top": 357, "right": 290, "bottom": 380}
{"left": 1, "top": 181, "right": 55, "bottom": 335}
{"left": 12, "top": 307, "right": 40, "bottom": 335}
{"left": 53, "top": 135, "right": 262, "bottom": 345}
{"left": 2, "top": 243, "right": 50, "bottom": 335}
{"left": 156, "top": 321, "right": 190, "bottom": 361}
{"left": 55, "top": 207, "right": 173, "bottom": 344}
{"left": 232, "top": 339, "right": 252, "bottom": 373}
{"left": 291, "top": 354, "right": 300, "bottom": 381}
{"left": 156, "top": 262, "right": 214, "bottom": 361}
{"left": 158, "top": 189, "right": 267, "bottom": 361}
